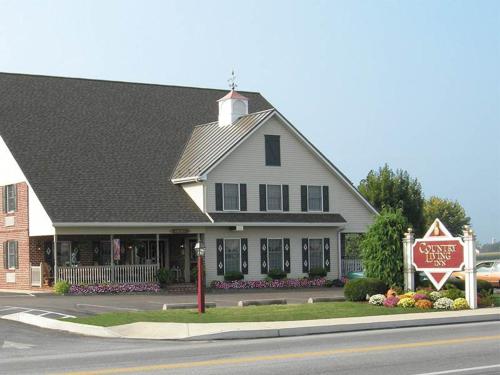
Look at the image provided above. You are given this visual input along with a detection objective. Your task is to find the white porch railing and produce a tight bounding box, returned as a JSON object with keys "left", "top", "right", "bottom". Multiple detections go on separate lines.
{"left": 31, "top": 263, "right": 42, "bottom": 287}
{"left": 341, "top": 258, "right": 363, "bottom": 274}
{"left": 57, "top": 264, "right": 159, "bottom": 285}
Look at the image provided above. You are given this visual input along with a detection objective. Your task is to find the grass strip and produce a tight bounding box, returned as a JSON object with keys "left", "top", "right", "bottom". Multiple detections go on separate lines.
{"left": 65, "top": 302, "right": 431, "bottom": 327}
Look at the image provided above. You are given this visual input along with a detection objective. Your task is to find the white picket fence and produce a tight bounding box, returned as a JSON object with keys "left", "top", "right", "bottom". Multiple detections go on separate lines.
{"left": 57, "top": 264, "right": 159, "bottom": 285}
{"left": 341, "top": 258, "right": 363, "bottom": 274}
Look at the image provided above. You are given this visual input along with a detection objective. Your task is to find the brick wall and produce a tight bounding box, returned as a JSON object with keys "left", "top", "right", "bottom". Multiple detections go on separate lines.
{"left": 0, "top": 182, "right": 30, "bottom": 289}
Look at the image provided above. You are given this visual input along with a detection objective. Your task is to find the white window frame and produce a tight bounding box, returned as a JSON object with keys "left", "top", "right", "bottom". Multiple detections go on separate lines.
{"left": 266, "top": 184, "right": 283, "bottom": 211}
{"left": 222, "top": 183, "right": 240, "bottom": 211}
{"left": 223, "top": 238, "right": 242, "bottom": 273}
{"left": 5, "top": 184, "right": 16, "bottom": 213}
{"left": 308, "top": 238, "right": 324, "bottom": 270}
{"left": 267, "top": 238, "right": 284, "bottom": 272}
{"left": 6, "top": 241, "right": 17, "bottom": 270}
{"left": 307, "top": 185, "right": 323, "bottom": 212}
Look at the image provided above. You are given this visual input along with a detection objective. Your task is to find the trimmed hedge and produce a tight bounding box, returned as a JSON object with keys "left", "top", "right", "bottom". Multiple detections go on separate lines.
{"left": 309, "top": 267, "right": 327, "bottom": 279}
{"left": 224, "top": 271, "right": 244, "bottom": 281}
{"left": 267, "top": 269, "right": 287, "bottom": 280}
{"left": 344, "top": 277, "right": 388, "bottom": 301}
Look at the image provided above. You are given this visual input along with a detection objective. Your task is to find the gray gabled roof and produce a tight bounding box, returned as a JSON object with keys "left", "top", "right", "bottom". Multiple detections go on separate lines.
{"left": 172, "top": 109, "right": 274, "bottom": 181}
{"left": 0, "top": 73, "right": 272, "bottom": 223}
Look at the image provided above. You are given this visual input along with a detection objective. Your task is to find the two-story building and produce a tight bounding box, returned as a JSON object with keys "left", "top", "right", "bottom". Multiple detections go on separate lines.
{"left": 0, "top": 73, "right": 376, "bottom": 290}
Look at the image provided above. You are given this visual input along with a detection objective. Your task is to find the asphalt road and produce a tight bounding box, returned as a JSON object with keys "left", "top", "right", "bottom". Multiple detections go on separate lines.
{"left": 0, "top": 289, "right": 344, "bottom": 317}
{"left": 1, "top": 320, "right": 499, "bottom": 375}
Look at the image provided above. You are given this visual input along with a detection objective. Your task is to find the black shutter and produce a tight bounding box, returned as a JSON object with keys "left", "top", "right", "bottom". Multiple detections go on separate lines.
{"left": 302, "top": 238, "right": 309, "bottom": 273}
{"left": 215, "top": 183, "right": 223, "bottom": 211}
{"left": 14, "top": 184, "right": 18, "bottom": 212}
{"left": 216, "top": 239, "right": 224, "bottom": 275}
{"left": 3, "top": 242, "right": 7, "bottom": 269}
{"left": 284, "top": 238, "right": 291, "bottom": 273}
{"left": 301, "top": 185, "right": 308, "bottom": 212}
{"left": 259, "top": 184, "right": 267, "bottom": 211}
{"left": 14, "top": 241, "right": 19, "bottom": 269}
{"left": 260, "top": 238, "right": 268, "bottom": 274}
{"left": 2, "top": 187, "right": 5, "bottom": 213}
{"left": 241, "top": 238, "right": 248, "bottom": 274}
{"left": 282, "top": 185, "right": 289, "bottom": 212}
{"left": 322, "top": 186, "right": 329, "bottom": 212}
{"left": 240, "top": 184, "right": 247, "bottom": 211}
{"left": 324, "top": 238, "right": 331, "bottom": 272}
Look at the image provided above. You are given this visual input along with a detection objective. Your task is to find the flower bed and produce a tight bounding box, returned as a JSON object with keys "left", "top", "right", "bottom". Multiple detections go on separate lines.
{"left": 210, "top": 277, "right": 328, "bottom": 290}
{"left": 69, "top": 282, "right": 161, "bottom": 295}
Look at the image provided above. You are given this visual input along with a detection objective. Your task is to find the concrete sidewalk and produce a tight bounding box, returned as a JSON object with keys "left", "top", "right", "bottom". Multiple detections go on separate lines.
{"left": 3, "top": 307, "right": 499, "bottom": 341}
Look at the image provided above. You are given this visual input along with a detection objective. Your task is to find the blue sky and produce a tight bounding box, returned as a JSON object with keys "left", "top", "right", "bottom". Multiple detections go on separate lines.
{"left": 1, "top": 0, "right": 498, "bottom": 243}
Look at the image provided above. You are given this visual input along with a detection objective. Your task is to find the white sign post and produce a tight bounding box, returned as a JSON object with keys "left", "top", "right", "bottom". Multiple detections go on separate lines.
{"left": 403, "top": 228, "right": 415, "bottom": 291}
{"left": 463, "top": 225, "right": 477, "bottom": 309}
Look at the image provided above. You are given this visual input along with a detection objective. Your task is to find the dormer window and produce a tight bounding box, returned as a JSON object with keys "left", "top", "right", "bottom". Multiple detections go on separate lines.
{"left": 265, "top": 135, "right": 281, "bottom": 166}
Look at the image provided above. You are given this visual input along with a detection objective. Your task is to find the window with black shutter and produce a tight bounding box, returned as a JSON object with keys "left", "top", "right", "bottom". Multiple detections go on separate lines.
{"left": 4, "top": 184, "right": 17, "bottom": 213}
{"left": 265, "top": 135, "right": 281, "bottom": 166}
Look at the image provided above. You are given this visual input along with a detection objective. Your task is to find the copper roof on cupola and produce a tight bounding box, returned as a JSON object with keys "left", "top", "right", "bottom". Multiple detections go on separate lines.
{"left": 218, "top": 90, "right": 248, "bottom": 101}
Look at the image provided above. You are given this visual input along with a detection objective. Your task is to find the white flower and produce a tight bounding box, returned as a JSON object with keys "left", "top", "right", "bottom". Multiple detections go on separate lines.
{"left": 433, "top": 297, "right": 454, "bottom": 310}
{"left": 368, "top": 294, "right": 386, "bottom": 306}
{"left": 429, "top": 291, "right": 442, "bottom": 301}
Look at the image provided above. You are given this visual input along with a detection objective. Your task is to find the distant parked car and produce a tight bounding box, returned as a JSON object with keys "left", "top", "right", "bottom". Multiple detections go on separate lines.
{"left": 452, "top": 260, "right": 500, "bottom": 287}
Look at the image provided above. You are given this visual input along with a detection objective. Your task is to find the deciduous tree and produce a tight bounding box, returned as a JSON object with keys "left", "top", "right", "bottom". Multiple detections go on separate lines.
{"left": 359, "top": 164, "right": 425, "bottom": 235}
{"left": 424, "top": 196, "right": 470, "bottom": 237}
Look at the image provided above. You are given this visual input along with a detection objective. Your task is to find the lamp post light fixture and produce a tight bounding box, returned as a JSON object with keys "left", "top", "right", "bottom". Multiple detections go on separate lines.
{"left": 194, "top": 241, "right": 206, "bottom": 314}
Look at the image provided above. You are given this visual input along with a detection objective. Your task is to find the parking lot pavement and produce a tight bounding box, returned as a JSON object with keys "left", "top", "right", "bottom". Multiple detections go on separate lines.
{"left": 0, "top": 287, "right": 344, "bottom": 317}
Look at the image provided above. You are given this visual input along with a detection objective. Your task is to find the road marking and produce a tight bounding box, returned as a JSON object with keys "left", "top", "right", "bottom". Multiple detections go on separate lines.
{"left": 60, "top": 334, "right": 500, "bottom": 375}
{"left": 412, "top": 364, "right": 500, "bottom": 375}
{"left": 0, "top": 306, "right": 75, "bottom": 319}
{"left": 76, "top": 304, "right": 139, "bottom": 311}
{"left": 1, "top": 341, "right": 35, "bottom": 350}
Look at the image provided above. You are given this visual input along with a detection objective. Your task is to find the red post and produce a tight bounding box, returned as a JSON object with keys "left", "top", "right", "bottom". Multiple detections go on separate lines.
{"left": 197, "top": 254, "right": 205, "bottom": 314}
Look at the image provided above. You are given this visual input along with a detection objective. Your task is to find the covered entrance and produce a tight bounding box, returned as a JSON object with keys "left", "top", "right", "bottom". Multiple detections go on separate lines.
{"left": 46, "top": 233, "right": 203, "bottom": 285}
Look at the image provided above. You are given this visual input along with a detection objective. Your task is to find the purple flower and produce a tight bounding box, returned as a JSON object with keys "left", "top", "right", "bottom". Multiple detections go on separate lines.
{"left": 210, "top": 277, "right": 328, "bottom": 290}
{"left": 68, "top": 282, "right": 160, "bottom": 295}
{"left": 383, "top": 296, "right": 400, "bottom": 308}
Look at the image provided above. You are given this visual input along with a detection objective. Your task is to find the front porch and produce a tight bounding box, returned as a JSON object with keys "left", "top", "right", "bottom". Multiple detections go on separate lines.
{"left": 39, "top": 233, "right": 204, "bottom": 286}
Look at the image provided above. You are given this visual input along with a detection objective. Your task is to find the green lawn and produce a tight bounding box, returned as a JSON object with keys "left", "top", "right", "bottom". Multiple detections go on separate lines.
{"left": 66, "top": 302, "right": 430, "bottom": 327}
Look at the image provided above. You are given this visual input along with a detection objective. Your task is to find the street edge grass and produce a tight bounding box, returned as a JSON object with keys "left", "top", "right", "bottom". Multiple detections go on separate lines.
{"left": 65, "top": 301, "right": 434, "bottom": 327}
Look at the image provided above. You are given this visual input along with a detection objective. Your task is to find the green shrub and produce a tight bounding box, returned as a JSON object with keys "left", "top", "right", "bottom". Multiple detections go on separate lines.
{"left": 344, "top": 277, "right": 388, "bottom": 301}
{"left": 308, "top": 267, "right": 327, "bottom": 279}
{"left": 478, "top": 290, "right": 494, "bottom": 307}
{"left": 361, "top": 208, "right": 408, "bottom": 287}
{"left": 54, "top": 280, "right": 70, "bottom": 295}
{"left": 441, "top": 288, "right": 465, "bottom": 300}
{"left": 224, "top": 271, "right": 244, "bottom": 281}
{"left": 267, "top": 269, "right": 287, "bottom": 280}
{"left": 156, "top": 268, "right": 172, "bottom": 286}
{"left": 477, "top": 279, "right": 494, "bottom": 293}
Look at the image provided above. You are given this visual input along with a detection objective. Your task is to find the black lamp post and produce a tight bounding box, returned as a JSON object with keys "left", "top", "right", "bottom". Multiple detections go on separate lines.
{"left": 194, "top": 241, "right": 206, "bottom": 314}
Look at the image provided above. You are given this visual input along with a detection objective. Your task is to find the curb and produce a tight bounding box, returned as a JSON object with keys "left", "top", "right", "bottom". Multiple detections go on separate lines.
{"left": 2, "top": 308, "right": 499, "bottom": 340}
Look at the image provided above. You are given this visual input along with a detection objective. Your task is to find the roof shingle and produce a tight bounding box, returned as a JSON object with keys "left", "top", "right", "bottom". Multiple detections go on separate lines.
{"left": 0, "top": 73, "right": 272, "bottom": 223}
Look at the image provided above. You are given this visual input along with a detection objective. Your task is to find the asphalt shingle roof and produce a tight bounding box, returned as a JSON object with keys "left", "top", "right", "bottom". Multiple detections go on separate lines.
{"left": 172, "top": 109, "right": 274, "bottom": 180}
{"left": 0, "top": 73, "right": 272, "bottom": 223}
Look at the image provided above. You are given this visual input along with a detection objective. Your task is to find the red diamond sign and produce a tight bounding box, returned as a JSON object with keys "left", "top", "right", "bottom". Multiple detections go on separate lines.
{"left": 412, "top": 219, "right": 465, "bottom": 290}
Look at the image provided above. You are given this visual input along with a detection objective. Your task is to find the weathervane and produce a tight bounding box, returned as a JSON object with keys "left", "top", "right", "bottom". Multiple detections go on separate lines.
{"left": 228, "top": 70, "right": 237, "bottom": 91}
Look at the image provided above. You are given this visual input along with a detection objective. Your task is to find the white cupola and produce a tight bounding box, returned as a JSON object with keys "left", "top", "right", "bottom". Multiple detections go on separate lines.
{"left": 217, "top": 90, "right": 248, "bottom": 127}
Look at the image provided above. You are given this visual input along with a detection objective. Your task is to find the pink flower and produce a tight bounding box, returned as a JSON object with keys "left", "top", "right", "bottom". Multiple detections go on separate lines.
{"left": 383, "top": 296, "right": 400, "bottom": 307}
